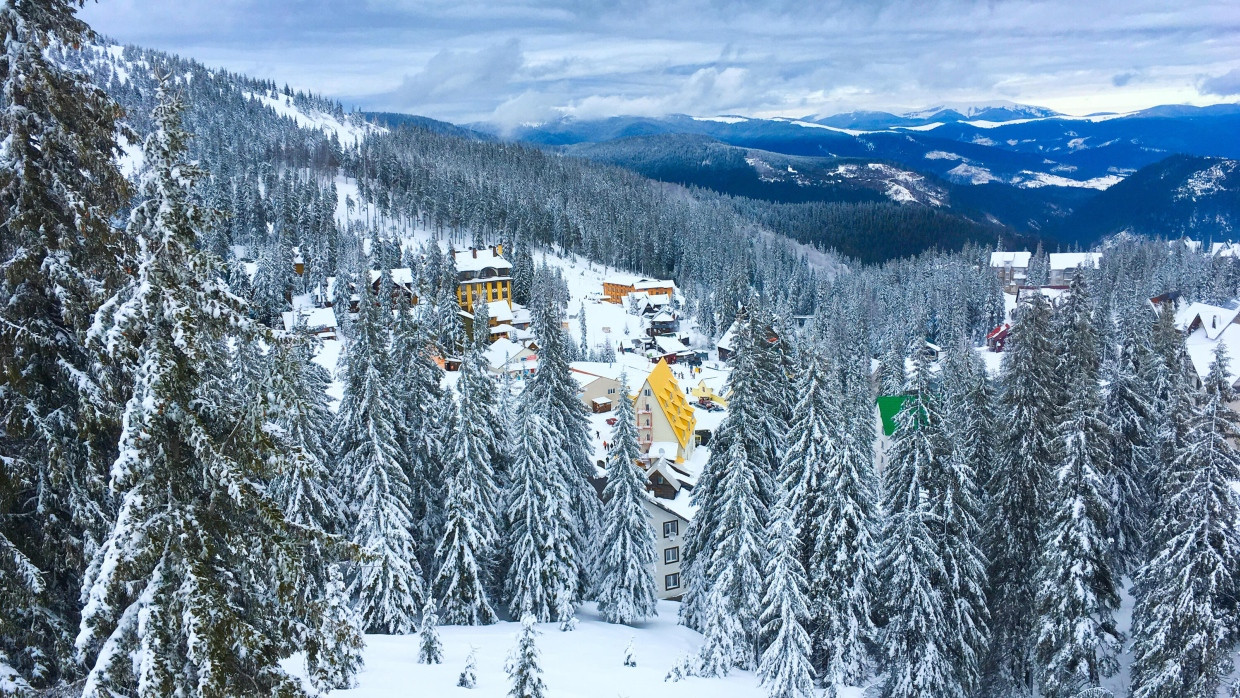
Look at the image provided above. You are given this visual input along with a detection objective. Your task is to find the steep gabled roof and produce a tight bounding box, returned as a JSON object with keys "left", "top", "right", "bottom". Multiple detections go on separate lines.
{"left": 644, "top": 359, "right": 696, "bottom": 450}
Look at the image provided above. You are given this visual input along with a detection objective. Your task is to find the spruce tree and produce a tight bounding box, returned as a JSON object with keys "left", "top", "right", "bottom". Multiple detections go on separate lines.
{"left": 506, "top": 615, "right": 546, "bottom": 698}
{"left": 681, "top": 310, "right": 774, "bottom": 634}
{"left": 431, "top": 390, "right": 500, "bottom": 626}
{"left": 76, "top": 83, "right": 316, "bottom": 697}
{"left": 1129, "top": 345, "right": 1240, "bottom": 698}
{"left": 417, "top": 599, "right": 444, "bottom": 664}
{"left": 1034, "top": 367, "right": 1121, "bottom": 697}
{"left": 307, "top": 564, "right": 365, "bottom": 692}
{"left": 503, "top": 412, "right": 578, "bottom": 621}
{"left": 935, "top": 344, "right": 992, "bottom": 697}
{"left": 519, "top": 266, "right": 595, "bottom": 613}
{"left": 336, "top": 262, "right": 424, "bottom": 634}
{"left": 985, "top": 291, "right": 1058, "bottom": 695}
{"left": 595, "top": 374, "right": 659, "bottom": 625}
{"left": 757, "top": 500, "right": 816, "bottom": 698}
{"left": 783, "top": 357, "right": 879, "bottom": 693}
{"left": 879, "top": 354, "right": 958, "bottom": 698}
{"left": 0, "top": 0, "right": 129, "bottom": 685}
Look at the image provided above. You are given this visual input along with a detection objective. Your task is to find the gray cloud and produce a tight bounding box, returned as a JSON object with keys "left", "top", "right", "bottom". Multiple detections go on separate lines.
{"left": 80, "top": 0, "right": 1240, "bottom": 125}
{"left": 1200, "top": 68, "right": 1240, "bottom": 97}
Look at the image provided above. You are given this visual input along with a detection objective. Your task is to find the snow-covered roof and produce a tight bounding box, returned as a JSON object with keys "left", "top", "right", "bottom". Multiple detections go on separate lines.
{"left": 570, "top": 359, "right": 652, "bottom": 386}
{"left": 648, "top": 441, "right": 680, "bottom": 461}
{"left": 1211, "top": 242, "right": 1240, "bottom": 258}
{"left": 489, "top": 323, "right": 516, "bottom": 335}
{"left": 1175, "top": 301, "right": 1240, "bottom": 340}
{"left": 483, "top": 338, "right": 535, "bottom": 371}
{"left": 453, "top": 248, "right": 512, "bottom": 273}
{"left": 990, "top": 251, "right": 1032, "bottom": 267}
{"left": 281, "top": 307, "right": 337, "bottom": 332}
{"left": 1186, "top": 322, "right": 1240, "bottom": 387}
{"left": 633, "top": 279, "right": 676, "bottom": 291}
{"left": 653, "top": 335, "right": 686, "bottom": 355}
{"left": 1048, "top": 252, "right": 1100, "bottom": 271}
{"left": 591, "top": 396, "right": 612, "bottom": 405}
{"left": 716, "top": 320, "right": 740, "bottom": 352}
{"left": 651, "top": 310, "right": 675, "bottom": 322}
{"left": 368, "top": 268, "right": 414, "bottom": 286}
{"left": 483, "top": 300, "right": 514, "bottom": 324}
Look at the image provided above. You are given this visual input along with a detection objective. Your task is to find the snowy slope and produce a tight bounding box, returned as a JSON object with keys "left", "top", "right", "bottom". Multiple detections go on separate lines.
{"left": 311, "top": 602, "right": 850, "bottom": 698}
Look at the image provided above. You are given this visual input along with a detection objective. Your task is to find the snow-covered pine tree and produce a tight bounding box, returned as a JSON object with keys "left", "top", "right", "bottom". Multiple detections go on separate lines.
{"left": 757, "top": 499, "right": 815, "bottom": 698}
{"left": 473, "top": 293, "right": 491, "bottom": 349}
{"left": 307, "top": 564, "right": 365, "bottom": 692}
{"left": 267, "top": 331, "right": 345, "bottom": 535}
{"left": 695, "top": 436, "right": 767, "bottom": 674}
{"left": 390, "top": 285, "right": 448, "bottom": 569}
{"left": 782, "top": 354, "right": 879, "bottom": 693}
{"left": 1129, "top": 345, "right": 1240, "bottom": 698}
{"left": 432, "top": 392, "right": 500, "bottom": 626}
{"left": 251, "top": 237, "right": 291, "bottom": 326}
{"left": 336, "top": 258, "right": 424, "bottom": 634}
{"left": 1033, "top": 286, "right": 1121, "bottom": 697}
{"left": 1026, "top": 242, "right": 1050, "bottom": 286}
{"left": 519, "top": 265, "right": 595, "bottom": 613}
{"left": 75, "top": 82, "right": 316, "bottom": 697}
{"left": 680, "top": 309, "right": 774, "bottom": 634}
{"left": 595, "top": 374, "right": 659, "bottom": 625}
{"left": 459, "top": 646, "right": 479, "bottom": 688}
{"left": 1101, "top": 296, "right": 1157, "bottom": 573}
{"left": 985, "top": 290, "right": 1059, "bottom": 696}
{"left": 0, "top": 0, "right": 130, "bottom": 685}
{"left": 934, "top": 343, "right": 992, "bottom": 697}
{"left": 418, "top": 598, "right": 444, "bottom": 664}
{"left": 506, "top": 615, "right": 546, "bottom": 698}
{"left": 503, "top": 411, "right": 579, "bottom": 621}
{"left": 578, "top": 304, "right": 590, "bottom": 358}
{"left": 879, "top": 353, "right": 958, "bottom": 698}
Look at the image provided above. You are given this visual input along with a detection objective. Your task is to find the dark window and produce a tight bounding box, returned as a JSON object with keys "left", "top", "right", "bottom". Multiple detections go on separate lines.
{"left": 665, "top": 573, "right": 681, "bottom": 590}
{"left": 663, "top": 520, "right": 678, "bottom": 538}
{"left": 664, "top": 547, "right": 679, "bottom": 564}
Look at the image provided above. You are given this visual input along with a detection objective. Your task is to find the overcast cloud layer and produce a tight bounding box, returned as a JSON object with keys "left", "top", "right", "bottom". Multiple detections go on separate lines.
{"left": 82, "top": 0, "right": 1240, "bottom": 128}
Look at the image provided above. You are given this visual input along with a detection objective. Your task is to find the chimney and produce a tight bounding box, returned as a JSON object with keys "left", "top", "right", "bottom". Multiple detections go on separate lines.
{"left": 472, "top": 248, "right": 477, "bottom": 259}
{"left": 491, "top": 245, "right": 496, "bottom": 256}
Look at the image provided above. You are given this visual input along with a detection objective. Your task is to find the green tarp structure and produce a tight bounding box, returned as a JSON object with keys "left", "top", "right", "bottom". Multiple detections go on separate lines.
{"left": 876, "top": 395, "right": 913, "bottom": 437}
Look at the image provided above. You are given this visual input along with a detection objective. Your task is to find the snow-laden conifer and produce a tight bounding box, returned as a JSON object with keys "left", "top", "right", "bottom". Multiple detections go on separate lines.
{"left": 985, "top": 291, "right": 1058, "bottom": 695}
{"left": 503, "top": 412, "right": 579, "bottom": 621}
{"left": 459, "top": 647, "right": 479, "bottom": 688}
{"left": 75, "top": 82, "right": 316, "bottom": 697}
{"left": 0, "top": 0, "right": 130, "bottom": 684}
{"left": 506, "top": 615, "right": 546, "bottom": 698}
{"left": 417, "top": 599, "right": 444, "bottom": 664}
{"left": 307, "top": 564, "right": 365, "bottom": 692}
{"left": 783, "top": 356, "right": 879, "bottom": 693}
{"left": 595, "top": 373, "right": 659, "bottom": 624}
{"left": 879, "top": 353, "right": 958, "bottom": 698}
{"left": 336, "top": 260, "right": 424, "bottom": 633}
{"left": 1129, "top": 345, "right": 1240, "bottom": 698}
{"left": 757, "top": 500, "right": 815, "bottom": 698}
{"left": 432, "top": 387, "right": 500, "bottom": 626}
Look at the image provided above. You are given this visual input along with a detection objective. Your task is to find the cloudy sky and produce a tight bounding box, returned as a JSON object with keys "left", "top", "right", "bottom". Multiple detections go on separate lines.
{"left": 82, "top": 0, "right": 1240, "bottom": 127}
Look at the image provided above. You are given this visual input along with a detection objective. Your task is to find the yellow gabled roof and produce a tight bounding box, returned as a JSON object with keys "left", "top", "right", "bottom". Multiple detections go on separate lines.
{"left": 645, "top": 359, "right": 696, "bottom": 449}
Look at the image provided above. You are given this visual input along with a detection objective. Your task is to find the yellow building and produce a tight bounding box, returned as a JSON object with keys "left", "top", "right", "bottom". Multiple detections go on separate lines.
{"left": 454, "top": 246, "right": 512, "bottom": 313}
{"left": 602, "top": 280, "right": 634, "bottom": 304}
{"left": 689, "top": 376, "right": 729, "bottom": 408}
{"left": 635, "top": 359, "right": 697, "bottom": 463}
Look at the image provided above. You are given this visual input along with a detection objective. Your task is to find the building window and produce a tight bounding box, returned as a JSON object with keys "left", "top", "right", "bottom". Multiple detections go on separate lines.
{"left": 664, "top": 547, "right": 679, "bottom": 564}
{"left": 607, "top": 388, "right": 616, "bottom": 395}
{"left": 644, "top": 389, "right": 652, "bottom": 396}
{"left": 665, "top": 573, "right": 680, "bottom": 590}
{"left": 663, "top": 520, "right": 678, "bottom": 538}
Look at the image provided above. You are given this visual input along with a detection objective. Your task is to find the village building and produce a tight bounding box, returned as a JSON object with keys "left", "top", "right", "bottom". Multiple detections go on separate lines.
{"left": 483, "top": 337, "right": 538, "bottom": 378}
{"left": 570, "top": 365, "right": 625, "bottom": 413}
{"left": 602, "top": 280, "right": 634, "bottom": 304}
{"left": 454, "top": 246, "right": 512, "bottom": 314}
{"left": 1174, "top": 299, "right": 1240, "bottom": 394}
{"left": 634, "top": 359, "right": 697, "bottom": 462}
{"left": 1048, "top": 252, "right": 1100, "bottom": 286}
{"left": 990, "top": 250, "right": 1032, "bottom": 286}
{"left": 280, "top": 306, "right": 338, "bottom": 340}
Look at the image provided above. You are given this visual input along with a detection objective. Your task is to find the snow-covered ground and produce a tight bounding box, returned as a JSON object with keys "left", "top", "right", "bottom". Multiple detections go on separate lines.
{"left": 316, "top": 602, "right": 777, "bottom": 698}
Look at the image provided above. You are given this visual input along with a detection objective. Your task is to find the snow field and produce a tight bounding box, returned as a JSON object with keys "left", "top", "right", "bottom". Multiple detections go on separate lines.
{"left": 328, "top": 602, "right": 767, "bottom": 698}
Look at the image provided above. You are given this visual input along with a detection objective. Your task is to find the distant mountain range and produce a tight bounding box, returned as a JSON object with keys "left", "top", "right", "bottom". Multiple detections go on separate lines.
{"left": 461, "top": 102, "right": 1240, "bottom": 245}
